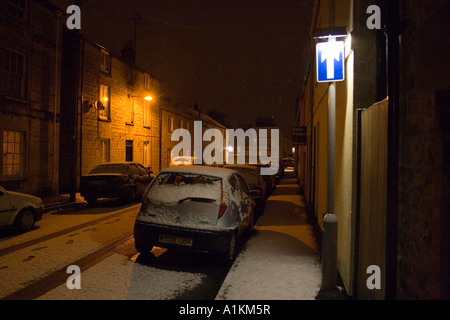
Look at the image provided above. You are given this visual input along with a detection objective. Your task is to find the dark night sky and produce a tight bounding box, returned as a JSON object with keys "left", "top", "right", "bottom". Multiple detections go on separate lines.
{"left": 51, "top": 0, "right": 314, "bottom": 133}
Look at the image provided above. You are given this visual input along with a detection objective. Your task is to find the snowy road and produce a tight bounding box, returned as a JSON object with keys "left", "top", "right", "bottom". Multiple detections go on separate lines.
{"left": 0, "top": 201, "right": 231, "bottom": 300}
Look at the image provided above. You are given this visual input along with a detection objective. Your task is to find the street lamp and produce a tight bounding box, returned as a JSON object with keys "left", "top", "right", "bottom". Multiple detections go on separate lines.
{"left": 128, "top": 94, "right": 153, "bottom": 101}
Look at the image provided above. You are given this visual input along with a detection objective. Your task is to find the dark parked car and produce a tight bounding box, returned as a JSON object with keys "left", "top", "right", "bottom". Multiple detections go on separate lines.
{"left": 248, "top": 163, "right": 278, "bottom": 197}
{"left": 281, "top": 158, "right": 295, "bottom": 173}
{"left": 224, "top": 164, "right": 266, "bottom": 217}
{"left": 80, "top": 162, "right": 154, "bottom": 205}
{"left": 134, "top": 165, "right": 256, "bottom": 263}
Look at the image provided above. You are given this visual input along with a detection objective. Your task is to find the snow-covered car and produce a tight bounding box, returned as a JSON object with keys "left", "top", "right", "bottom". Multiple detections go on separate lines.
{"left": 80, "top": 162, "right": 155, "bottom": 205}
{"left": 134, "top": 165, "right": 256, "bottom": 262}
{"left": 224, "top": 164, "right": 266, "bottom": 217}
{"left": 0, "top": 186, "right": 44, "bottom": 233}
{"left": 169, "top": 156, "right": 201, "bottom": 166}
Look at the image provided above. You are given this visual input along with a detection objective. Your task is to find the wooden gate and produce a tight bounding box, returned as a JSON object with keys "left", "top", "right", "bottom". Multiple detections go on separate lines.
{"left": 357, "top": 99, "right": 388, "bottom": 299}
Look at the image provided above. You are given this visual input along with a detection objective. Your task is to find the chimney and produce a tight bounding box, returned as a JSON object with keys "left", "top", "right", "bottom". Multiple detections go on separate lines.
{"left": 121, "top": 40, "right": 135, "bottom": 65}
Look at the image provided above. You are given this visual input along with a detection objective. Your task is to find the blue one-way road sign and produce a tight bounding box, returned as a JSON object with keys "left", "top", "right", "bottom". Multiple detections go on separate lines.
{"left": 316, "top": 41, "right": 345, "bottom": 82}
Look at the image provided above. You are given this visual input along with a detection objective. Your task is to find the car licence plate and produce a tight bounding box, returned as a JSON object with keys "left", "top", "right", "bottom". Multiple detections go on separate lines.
{"left": 90, "top": 180, "right": 105, "bottom": 185}
{"left": 159, "top": 234, "right": 193, "bottom": 247}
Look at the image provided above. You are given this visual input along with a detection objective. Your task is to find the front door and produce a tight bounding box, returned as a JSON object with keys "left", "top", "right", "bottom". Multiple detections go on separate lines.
{"left": 0, "top": 187, "right": 13, "bottom": 226}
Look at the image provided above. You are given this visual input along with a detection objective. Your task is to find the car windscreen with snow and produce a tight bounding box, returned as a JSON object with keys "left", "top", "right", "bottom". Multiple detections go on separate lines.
{"left": 137, "top": 172, "right": 224, "bottom": 229}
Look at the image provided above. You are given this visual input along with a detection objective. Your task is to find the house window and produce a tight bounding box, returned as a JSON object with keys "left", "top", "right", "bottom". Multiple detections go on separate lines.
{"left": 167, "top": 148, "right": 171, "bottom": 166}
{"left": 143, "top": 100, "right": 151, "bottom": 127}
{"left": 186, "top": 121, "right": 191, "bottom": 133}
{"left": 6, "top": 50, "right": 26, "bottom": 99}
{"left": 143, "top": 141, "right": 150, "bottom": 167}
{"left": 99, "top": 84, "right": 110, "bottom": 120}
{"left": 144, "top": 73, "right": 151, "bottom": 90}
{"left": 129, "top": 100, "right": 135, "bottom": 124}
{"left": 100, "top": 139, "right": 110, "bottom": 163}
{"left": 168, "top": 116, "right": 174, "bottom": 132}
{"left": 126, "top": 140, "right": 133, "bottom": 161}
{"left": 7, "top": 0, "right": 26, "bottom": 19}
{"left": 100, "top": 49, "right": 111, "bottom": 74}
{"left": 2, "top": 130, "right": 23, "bottom": 178}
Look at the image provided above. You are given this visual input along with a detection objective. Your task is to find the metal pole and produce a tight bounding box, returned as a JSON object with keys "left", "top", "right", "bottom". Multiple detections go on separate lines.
{"left": 320, "top": 212, "right": 338, "bottom": 291}
{"left": 328, "top": 80, "right": 336, "bottom": 213}
{"left": 316, "top": 1, "right": 343, "bottom": 298}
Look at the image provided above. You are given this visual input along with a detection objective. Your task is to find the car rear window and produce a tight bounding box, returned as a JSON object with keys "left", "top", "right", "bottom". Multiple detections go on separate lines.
{"left": 232, "top": 168, "right": 260, "bottom": 185}
{"left": 146, "top": 172, "right": 222, "bottom": 205}
{"left": 90, "top": 164, "right": 128, "bottom": 174}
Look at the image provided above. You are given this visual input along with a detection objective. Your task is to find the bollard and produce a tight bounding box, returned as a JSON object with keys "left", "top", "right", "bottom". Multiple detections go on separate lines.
{"left": 316, "top": 212, "right": 344, "bottom": 299}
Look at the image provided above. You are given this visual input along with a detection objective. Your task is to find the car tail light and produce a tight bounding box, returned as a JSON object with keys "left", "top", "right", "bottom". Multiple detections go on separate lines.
{"left": 218, "top": 203, "right": 228, "bottom": 219}
{"left": 218, "top": 180, "right": 228, "bottom": 219}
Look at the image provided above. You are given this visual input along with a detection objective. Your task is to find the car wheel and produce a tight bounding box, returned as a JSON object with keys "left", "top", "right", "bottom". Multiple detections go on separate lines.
{"left": 14, "top": 209, "right": 35, "bottom": 233}
{"left": 249, "top": 211, "right": 256, "bottom": 232}
{"left": 135, "top": 242, "right": 153, "bottom": 258}
{"left": 86, "top": 197, "right": 97, "bottom": 206}
{"left": 223, "top": 231, "right": 237, "bottom": 264}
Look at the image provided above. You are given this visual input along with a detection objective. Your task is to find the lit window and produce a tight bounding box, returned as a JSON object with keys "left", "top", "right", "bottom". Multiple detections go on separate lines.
{"left": 168, "top": 116, "right": 174, "bottom": 132}
{"left": 143, "top": 141, "right": 150, "bottom": 167}
{"left": 100, "top": 49, "right": 111, "bottom": 73}
{"left": 143, "top": 100, "right": 151, "bottom": 127}
{"left": 99, "top": 84, "right": 110, "bottom": 120}
{"left": 6, "top": 50, "right": 26, "bottom": 99}
{"left": 2, "top": 130, "right": 23, "bottom": 178}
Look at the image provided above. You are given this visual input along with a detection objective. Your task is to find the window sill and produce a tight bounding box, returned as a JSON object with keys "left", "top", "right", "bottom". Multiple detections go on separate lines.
{"left": 99, "top": 69, "right": 111, "bottom": 76}
{"left": 4, "top": 95, "right": 29, "bottom": 104}
{"left": 126, "top": 122, "right": 134, "bottom": 126}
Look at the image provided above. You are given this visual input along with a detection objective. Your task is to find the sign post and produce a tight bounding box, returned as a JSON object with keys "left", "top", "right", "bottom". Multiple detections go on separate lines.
{"left": 315, "top": 36, "right": 345, "bottom": 300}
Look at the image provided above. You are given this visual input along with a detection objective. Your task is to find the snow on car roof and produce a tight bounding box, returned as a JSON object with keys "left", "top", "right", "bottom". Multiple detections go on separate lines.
{"left": 224, "top": 164, "right": 260, "bottom": 171}
{"left": 159, "top": 165, "right": 236, "bottom": 178}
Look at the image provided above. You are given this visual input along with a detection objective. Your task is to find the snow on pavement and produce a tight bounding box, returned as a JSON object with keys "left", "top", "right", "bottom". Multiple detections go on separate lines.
{"left": 216, "top": 178, "right": 322, "bottom": 300}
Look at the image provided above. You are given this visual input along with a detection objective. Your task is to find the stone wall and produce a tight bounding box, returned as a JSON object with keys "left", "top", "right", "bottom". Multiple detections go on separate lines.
{"left": 0, "top": 0, "right": 61, "bottom": 196}
{"left": 397, "top": 0, "right": 450, "bottom": 299}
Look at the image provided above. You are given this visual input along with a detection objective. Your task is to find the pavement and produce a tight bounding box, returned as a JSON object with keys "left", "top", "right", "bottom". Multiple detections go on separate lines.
{"left": 41, "top": 192, "right": 86, "bottom": 212}
{"left": 216, "top": 170, "right": 324, "bottom": 300}
{"left": 40, "top": 171, "right": 329, "bottom": 300}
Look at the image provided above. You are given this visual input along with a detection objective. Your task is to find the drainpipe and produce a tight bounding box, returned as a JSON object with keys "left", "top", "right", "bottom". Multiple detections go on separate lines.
{"left": 53, "top": 10, "right": 62, "bottom": 195}
{"left": 385, "top": 0, "right": 400, "bottom": 300}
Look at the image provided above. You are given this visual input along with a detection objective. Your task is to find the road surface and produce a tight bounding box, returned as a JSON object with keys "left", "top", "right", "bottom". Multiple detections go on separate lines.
{"left": 0, "top": 199, "right": 232, "bottom": 300}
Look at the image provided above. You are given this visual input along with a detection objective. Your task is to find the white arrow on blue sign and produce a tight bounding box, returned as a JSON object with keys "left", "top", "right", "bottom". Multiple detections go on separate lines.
{"left": 316, "top": 41, "right": 345, "bottom": 82}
